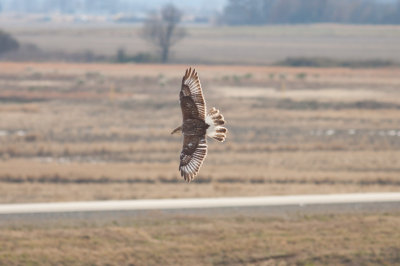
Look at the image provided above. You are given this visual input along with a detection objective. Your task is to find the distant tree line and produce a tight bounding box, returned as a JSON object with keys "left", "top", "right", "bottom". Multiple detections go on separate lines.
{"left": 220, "top": 0, "right": 400, "bottom": 25}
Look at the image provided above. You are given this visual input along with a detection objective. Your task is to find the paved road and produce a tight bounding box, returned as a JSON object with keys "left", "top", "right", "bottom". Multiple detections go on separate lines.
{"left": 1, "top": 193, "right": 399, "bottom": 215}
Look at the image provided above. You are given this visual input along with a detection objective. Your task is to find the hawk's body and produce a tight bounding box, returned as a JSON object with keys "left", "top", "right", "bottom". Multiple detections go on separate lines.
{"left": 182, "top": 119, "right": 208, "bottom": 135}
{"left": 172, "top": 68, "right": 227, "bottom": 182}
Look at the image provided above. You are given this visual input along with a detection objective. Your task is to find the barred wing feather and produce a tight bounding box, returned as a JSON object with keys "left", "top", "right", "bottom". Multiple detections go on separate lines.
{"left": 179, "top": 135, "right": 207, "bottom": 182}
{"left": 180, "top": 68, "right": 206, "bottom": 120}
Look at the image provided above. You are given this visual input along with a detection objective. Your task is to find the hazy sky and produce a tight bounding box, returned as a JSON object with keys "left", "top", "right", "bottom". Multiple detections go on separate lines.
{"left": 0, "top": 0, "right": 228, "bottom": 14}
{"left": 132, "top": 0, "right": 227, "bottom": 11}
{"left": 0, "top": 0, "right": 395, "bottom": 17}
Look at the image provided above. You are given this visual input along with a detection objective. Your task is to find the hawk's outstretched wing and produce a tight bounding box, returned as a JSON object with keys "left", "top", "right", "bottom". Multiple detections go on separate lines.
{"left": 179, "top": 134, "right": 207, "bottom": 182}
{"left": 180, "top": 68, "right": 206, "bottom": 121}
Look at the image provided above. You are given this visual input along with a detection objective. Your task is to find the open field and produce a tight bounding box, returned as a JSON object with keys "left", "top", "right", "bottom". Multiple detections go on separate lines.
{"left": 0, "top": 211, "right": 399, "bottom": 265}
{"left": 0, "top": 62, "right": 400, "bottom": 203}
{"left": 4, "top": 24, "right": 400, "bottom": 64}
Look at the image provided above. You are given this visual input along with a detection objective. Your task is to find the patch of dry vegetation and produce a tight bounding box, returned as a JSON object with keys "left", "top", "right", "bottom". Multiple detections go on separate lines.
{"left": 0, "top": 212, "right": 399, "bottom": 265}
{"left": 0, "top": 63, "right": 400, "bottom": 203}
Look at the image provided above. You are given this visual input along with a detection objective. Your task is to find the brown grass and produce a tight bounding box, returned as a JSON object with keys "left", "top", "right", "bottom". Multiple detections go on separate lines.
{"left": 0, "top": 212, "right": 399, "bottom": 265}
{"left": 0, "top": 62, "right": 400, "bottom": 203}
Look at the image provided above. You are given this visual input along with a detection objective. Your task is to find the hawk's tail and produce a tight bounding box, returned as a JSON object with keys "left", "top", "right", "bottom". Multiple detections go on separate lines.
{"left": 206, "top": 107, "right": 227, "bottom": 142}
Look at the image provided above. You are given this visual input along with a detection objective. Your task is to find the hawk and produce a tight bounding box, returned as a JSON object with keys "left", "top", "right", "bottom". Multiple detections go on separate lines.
{"left": 171, "top": 67, "right": 227, "bottom": 182}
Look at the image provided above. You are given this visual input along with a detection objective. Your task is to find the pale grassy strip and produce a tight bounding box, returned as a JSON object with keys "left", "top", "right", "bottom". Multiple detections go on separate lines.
{"left": 1, "top": 62, "right": 400, "bottom": 80}
{"left": 8, "top": 24, "right": 400, "bottom": 64}
{"left": 0, "top": 182, "right": 399, "bottom": 204}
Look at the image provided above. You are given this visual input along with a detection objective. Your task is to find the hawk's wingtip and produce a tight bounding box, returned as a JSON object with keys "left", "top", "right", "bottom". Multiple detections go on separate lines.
{"left": 186, "top": 66, "right": 197, "bottom": 74}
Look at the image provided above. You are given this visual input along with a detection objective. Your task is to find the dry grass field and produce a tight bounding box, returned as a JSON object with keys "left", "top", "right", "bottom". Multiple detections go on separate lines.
{"left": 0, "top": 62, "right": 400, "bottom": 203}
{"left": 0, "top": 212, "right": 399, "bottom": 265}
{"left": 5, "top": 24, "right": 400, "bottom": 64}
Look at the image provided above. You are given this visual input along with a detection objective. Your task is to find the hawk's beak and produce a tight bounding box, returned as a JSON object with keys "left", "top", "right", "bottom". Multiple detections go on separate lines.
{"left": 171, "top": 126, "right": 182, "bottom": 135}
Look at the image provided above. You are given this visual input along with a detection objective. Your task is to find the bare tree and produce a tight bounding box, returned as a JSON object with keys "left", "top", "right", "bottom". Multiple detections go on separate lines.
{"left": 141, "top": 4, "right": 186, "bottom": 63}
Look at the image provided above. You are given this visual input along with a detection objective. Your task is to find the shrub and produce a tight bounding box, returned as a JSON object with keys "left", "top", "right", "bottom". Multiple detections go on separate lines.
{"left": 115, "top": 48, "right": 155, "bottom": 63}
{"left": 0, "top": 29, "right": 19, "bottom": 55}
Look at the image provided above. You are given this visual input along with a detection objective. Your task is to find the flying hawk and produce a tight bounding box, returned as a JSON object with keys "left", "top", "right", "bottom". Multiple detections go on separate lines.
{"left": 171, "top": 67, "right": 227, "bottom": 182}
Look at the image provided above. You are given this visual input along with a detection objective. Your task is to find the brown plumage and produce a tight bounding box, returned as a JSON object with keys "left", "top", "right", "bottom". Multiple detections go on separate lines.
{"left": 171, "top": 67, "right": 228, "bottom": 182}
